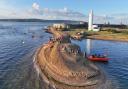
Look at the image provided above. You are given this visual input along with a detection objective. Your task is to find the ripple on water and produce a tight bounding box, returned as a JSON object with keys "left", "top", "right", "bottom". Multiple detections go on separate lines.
{"left": 1, "top": 22, "right": 128, "bottom": 89}
{"left": 0, "top": 22, "right": 52, "bottom": 89}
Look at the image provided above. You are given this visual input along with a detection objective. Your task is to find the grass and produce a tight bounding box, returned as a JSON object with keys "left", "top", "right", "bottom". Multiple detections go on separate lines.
{"left": 66, "top": 28, "right": 128, "bottom": 42}
{"left": 66, "top": 29, "right": 86, "bottom": 36}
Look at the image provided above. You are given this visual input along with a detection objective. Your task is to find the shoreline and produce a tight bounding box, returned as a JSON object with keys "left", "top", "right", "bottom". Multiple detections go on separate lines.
{"left": 86, "top": 36, "right": 128, "bottom": 42}
{"left": 67, "top": 29, "right": 128, "bottom": 42}
{"left": 34, "top": 27, "right": 112, "bottom": 89}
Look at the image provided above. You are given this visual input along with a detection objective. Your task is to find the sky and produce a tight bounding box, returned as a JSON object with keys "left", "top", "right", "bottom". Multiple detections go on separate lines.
{"left": 0, "top": 0, "right": 128, "bottom": 24}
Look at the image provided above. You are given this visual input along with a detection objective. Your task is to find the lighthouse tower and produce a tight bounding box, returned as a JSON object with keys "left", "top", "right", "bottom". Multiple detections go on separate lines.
{"left": 88, "top": 10, "right": 93, "bottom": 31}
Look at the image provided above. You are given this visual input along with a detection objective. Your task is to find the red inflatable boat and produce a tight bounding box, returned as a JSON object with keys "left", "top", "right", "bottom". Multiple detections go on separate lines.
{"left": 87, "top": 55, "right": 109, "bottom": 62}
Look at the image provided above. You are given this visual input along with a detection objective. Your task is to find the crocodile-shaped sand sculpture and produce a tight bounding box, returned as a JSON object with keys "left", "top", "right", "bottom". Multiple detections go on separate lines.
{"left": 35, "top": 27, "right": 112, "bottom": 89}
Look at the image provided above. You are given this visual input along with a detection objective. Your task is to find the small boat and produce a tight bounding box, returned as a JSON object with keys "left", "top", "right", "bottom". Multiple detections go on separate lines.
{"left": 87, "top": 55, "right": 109, "bottom": 62}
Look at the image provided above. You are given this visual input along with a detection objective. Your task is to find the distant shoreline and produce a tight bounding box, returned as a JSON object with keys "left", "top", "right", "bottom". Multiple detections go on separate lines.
{"left": 67, "top": 29, "right": 128, "bottom": 42}
{"left": 87, "top": 35, "right": 128, "bottom": 42}
{"left": 0, "top": 19, "right": 83, "bottom": 23}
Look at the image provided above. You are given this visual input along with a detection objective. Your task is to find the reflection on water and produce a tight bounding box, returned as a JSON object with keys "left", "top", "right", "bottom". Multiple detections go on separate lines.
{"left": 86, "top": 39, "right": 91, "bottom": 55}
{"left": 0, "top": 21, "right": 128, "bottom": 89}
{"left": 72, "top": 39, "right": 128, "bottom": 89}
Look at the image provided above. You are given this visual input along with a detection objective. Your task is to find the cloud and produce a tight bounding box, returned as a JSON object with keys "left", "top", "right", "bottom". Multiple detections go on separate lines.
{"left": 25, "top": 5, "right": 87, "bottom": 21}
{"left": 0, "top": 2, "right": 128, "bottom": 24}
{"left": 32, "top": 3, "right": 40, "bottom": 10}
{"left": 63, "top": 7, "right": 68, "bottom": 12}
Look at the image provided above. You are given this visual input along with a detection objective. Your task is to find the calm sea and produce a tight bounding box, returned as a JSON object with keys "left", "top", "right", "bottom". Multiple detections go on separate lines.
{"left": 0, "top": 21, "right": 128, "bottom": 89}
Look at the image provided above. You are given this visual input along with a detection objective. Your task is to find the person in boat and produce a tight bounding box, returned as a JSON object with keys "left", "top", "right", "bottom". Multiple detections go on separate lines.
{"left": 103, "top": 54, "right": 107, "bottom": 57}
{"left": 95, "top": 54, "right": 107, "bottom": 58}
{"left": 92, "top": 55, "right": 95, "bottom": 58}
{"left": 96, "top": 54, "right": 100, "bottom": 57}
{"left": 89, "top": 55, "right": 93, "bottom": 58}
{"left": 93, "top": 54, "right": 102, "bottom": 58}
{"left": 101, "top": 55, "right": 106, "bottom": 58}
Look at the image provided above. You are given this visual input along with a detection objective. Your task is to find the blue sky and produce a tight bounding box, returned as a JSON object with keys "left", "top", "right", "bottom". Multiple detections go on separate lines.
{"left": 0, "top": 0, "right": 128, "bottom": 24}
{"left": 1, "top": 0, "right": 128, "bottom": 14}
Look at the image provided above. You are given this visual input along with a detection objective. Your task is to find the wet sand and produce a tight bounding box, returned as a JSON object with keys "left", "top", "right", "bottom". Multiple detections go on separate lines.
{"left": 87, "top": 34, "right": 128, "bottom": 42}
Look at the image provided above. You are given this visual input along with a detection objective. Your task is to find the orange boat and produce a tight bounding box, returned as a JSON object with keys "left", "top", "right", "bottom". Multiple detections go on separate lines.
{"left": 87, "top": 55, "right": 109, "bottom": 62}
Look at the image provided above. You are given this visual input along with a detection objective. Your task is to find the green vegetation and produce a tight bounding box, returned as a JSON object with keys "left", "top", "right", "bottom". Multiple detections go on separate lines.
{"left": 67, "top": 29, "right": 86, "bottom": 35}
{"left": 104, "top": 28, "right": 128, "bottom": 34}
{"left": 121, "top": 30, "right": 128, "bottom": 34}
{"left": 65, "top": 28, "right": 128, "bottom": 41}
{"left": 67, "top": 28, "right": 128, "bottom": 36}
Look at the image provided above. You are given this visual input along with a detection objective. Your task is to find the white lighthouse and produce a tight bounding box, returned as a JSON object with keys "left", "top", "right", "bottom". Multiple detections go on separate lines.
{"left": 88, "top": 10, "right": 93, "bottom": 31}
